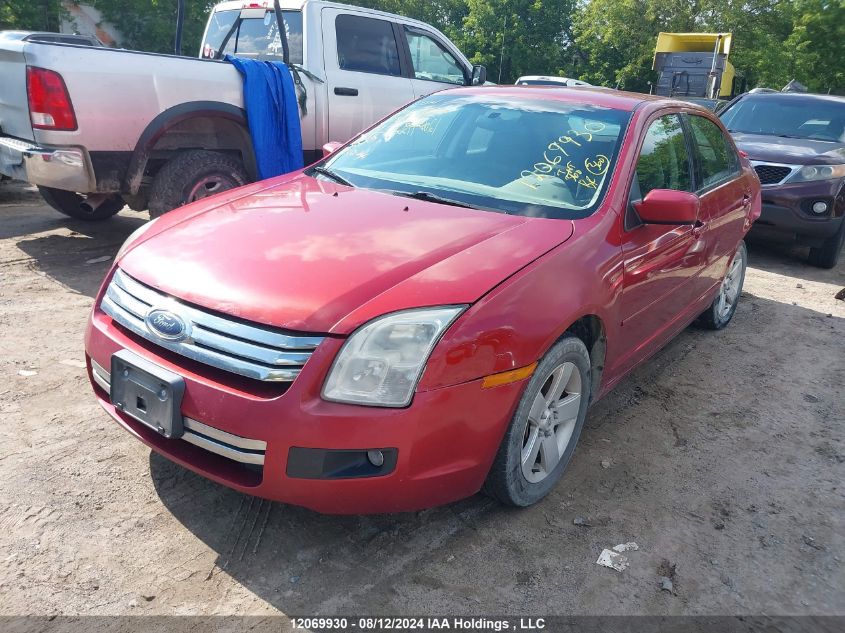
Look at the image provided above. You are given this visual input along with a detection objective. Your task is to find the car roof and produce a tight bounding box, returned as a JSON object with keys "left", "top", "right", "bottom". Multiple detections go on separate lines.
{"left": 447, "top": 86, "right": 690, "bottom": 113}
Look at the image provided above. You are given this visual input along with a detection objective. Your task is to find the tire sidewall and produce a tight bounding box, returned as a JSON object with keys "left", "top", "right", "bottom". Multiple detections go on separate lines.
{"left": 500, "top": 337, "right": 592, "bottom": 506}
{"left": 712, "top": 240, "right": 748, "bottom": 329}
{"left": 148, "top": 151, "right": 248, "bottom": 219}
{"left": 178, "top": 165, "right": 245, "bottom": 207}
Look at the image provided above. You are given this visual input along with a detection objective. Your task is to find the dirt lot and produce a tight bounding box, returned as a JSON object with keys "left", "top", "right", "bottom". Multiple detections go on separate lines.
{"left": 0, "top": 180, "right": 843, "bottom": 617}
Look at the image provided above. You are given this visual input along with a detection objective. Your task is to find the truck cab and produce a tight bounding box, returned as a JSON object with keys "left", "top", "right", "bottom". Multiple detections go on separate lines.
{"left": 652, "top": 32, "right": 745, "bottom": 100}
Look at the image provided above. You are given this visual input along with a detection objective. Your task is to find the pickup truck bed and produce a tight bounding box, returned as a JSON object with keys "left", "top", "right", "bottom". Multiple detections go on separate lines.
{"left": 0, "top": 0, "right": 481, "bottom": 219}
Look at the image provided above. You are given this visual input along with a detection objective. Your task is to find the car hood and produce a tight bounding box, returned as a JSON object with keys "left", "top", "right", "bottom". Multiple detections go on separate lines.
{"left": 118, "top": 175, "right": 574, "bottom": 334}
{"left": 731, "top": 132, "right": 845, "bottom": 165}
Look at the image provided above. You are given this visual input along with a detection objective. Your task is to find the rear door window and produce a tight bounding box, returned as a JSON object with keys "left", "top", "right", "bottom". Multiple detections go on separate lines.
{"left": 336, "top": 14, "right": 401, "bottom": 76}
{"left": 687, "top": 115, "right": 739, "bottom": 190}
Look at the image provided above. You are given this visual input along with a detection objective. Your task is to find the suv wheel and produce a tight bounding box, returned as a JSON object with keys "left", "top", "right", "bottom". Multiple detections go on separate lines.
{"left": 808, "top": 221, "right": 844, "bottom": 269}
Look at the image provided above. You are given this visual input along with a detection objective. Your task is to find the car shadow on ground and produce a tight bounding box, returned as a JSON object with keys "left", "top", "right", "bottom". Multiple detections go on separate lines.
{"left": 8, "top": 204, "right": 146, "bottom": 297}
{"left": 746, "top": 238, "right": 845, "bottom": 286}
{"left": 148, "top": 290, "right": 843, "bottom": 615}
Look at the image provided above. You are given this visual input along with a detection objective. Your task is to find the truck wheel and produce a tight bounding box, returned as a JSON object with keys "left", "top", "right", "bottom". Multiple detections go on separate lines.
{"left": 148, "top": 150, "right": 248, "bottom": 219}
{"left": 483, "top": 336, "right": 591, "bottom": 507}
{"left": 808, "top": 221, "right": 844, "bottom": 269}
{"left": 37, "top": 187, "right": 124, "bottom": 221}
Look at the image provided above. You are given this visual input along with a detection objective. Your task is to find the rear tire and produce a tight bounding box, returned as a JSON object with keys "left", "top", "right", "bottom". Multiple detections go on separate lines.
{"left": 148, "top": 150, "right": 248, "bottom": 219}
{"left": 808, "top": 221, "right": 844, "bottom": 269}
{"left": 483, "top": 336, "right": 591, "bottom": 507}
{"left": 697, "top": 241, "right": 747, "bottom": 330}
{"left": 38, "top": 186, "right": 123, "bottom": 221}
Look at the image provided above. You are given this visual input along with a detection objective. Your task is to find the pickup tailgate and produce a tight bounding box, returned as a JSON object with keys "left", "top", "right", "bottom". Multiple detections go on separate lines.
{"left": 0, "top": 35, "right": 34, "bottom": 141}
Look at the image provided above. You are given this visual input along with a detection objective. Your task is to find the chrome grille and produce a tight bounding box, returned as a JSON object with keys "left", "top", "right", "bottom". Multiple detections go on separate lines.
{"left": 101, "top": 269, "right": 324, "bottom": 382}
{"left": 752, "top": 163, "right": 797, "bottom": 185}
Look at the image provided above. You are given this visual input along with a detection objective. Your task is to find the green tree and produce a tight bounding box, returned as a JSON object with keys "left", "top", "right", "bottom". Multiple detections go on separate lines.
{"left": 0, "top": 0, "right": 64, "bottom": 32}
{"left": 87, "top": 0, "right": 214, "bottom": 54}
{"left": 784, "top": 0, "right": 845, "bottom": 94}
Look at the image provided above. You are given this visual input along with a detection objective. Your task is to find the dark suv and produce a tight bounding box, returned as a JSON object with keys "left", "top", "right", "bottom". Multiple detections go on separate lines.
{"left": 720, "top": 92, "right": 845, "bottom": 267}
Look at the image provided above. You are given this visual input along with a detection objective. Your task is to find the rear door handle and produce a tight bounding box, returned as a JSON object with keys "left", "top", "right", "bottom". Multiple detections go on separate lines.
{"left": 334, "top": 87, "right": 358, "bottom": 96}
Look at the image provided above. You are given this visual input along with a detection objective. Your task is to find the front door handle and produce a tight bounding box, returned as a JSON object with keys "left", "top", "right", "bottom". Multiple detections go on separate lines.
{"left": 334, "top": 87, "right": 358, "bottom": 96}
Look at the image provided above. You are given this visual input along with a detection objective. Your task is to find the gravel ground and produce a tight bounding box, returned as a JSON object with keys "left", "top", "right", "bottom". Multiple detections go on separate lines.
{"left": 0, "top": 181, "right": 843, "bottom": 617}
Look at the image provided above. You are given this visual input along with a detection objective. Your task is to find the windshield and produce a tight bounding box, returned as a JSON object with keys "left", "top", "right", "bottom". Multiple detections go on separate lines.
{"left": 202, "top": 9, "right": 303, "bottom": 64}
{"left": 720, "top": 95, "right": 845, "bottom": 143}
{"left": 319, "top": 94, "right": 631, "bottom": 219}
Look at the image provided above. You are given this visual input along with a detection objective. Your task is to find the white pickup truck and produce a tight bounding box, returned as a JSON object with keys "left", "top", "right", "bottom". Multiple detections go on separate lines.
{"left": 0, "top": 0, "right": 484, "bottom": 219}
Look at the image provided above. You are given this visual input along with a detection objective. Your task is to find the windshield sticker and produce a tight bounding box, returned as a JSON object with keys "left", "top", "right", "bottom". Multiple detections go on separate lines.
{"left": 584, "top": 155, "right": 610, "bottom": 176}
{"left": 518, "top": 124, "right": 612, "bottom": 191}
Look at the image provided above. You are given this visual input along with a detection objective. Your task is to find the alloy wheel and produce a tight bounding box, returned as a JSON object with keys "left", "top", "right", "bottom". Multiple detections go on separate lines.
{"left": 716, "top": 248, "right": 744, "bottom": 320}
{"left": 521, "top": 361, "right": 582, "bottom": 483}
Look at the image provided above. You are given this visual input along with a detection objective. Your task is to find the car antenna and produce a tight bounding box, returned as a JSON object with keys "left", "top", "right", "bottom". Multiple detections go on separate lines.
{"left": 174, "top": 0, "right": 185, "bottom": 55}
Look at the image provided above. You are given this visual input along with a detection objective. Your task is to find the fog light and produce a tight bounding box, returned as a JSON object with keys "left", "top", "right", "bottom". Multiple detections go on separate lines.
{"left": 812, "top": 201, "right": 829, "bottom": 214}
{"left": 366, "top": 449, "right": 385, "bottom": 467}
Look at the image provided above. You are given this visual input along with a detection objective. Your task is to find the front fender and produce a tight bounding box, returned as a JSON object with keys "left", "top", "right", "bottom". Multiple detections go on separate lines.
{"left": 419, "top": 212, "right": 623, "bottom": 392}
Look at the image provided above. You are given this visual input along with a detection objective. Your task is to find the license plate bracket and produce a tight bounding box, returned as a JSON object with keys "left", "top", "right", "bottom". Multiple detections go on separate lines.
{"left": 110, "top": 350, "right": 185, "bottom": 439}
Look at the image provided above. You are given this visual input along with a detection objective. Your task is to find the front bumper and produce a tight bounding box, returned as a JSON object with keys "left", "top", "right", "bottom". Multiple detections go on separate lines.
{"left": 85, "top": 306, "right": 525, "bottom": 514}
{"left": 749, "top": 178, "right": 845, "bottom": 246}
{"left": 0, "top": 135, "right": 93, "bottom": 191}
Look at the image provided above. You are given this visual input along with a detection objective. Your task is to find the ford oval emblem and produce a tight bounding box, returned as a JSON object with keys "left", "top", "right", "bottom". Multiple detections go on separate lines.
{"left": 145, "top": 308, "right": 189, "bottom": 341}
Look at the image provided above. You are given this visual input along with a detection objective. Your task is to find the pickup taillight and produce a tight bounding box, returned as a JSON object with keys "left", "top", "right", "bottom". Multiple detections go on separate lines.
{"left": 26, "top": 66, "right": 77, "bottom": 131}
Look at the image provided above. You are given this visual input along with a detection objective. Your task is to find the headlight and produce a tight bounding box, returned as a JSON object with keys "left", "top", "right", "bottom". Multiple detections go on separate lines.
{"left": 115, "top": 218, "right": 158, "bottom": 260}
{"left": 322, "top": 306, "right": 466, "bottom": 407}
{"left": 787, "top": 164, "right": 845, "bottom": 183}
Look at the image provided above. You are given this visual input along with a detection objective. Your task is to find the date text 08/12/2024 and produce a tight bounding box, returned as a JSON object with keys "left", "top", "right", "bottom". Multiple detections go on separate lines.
{"left": 290, "top": 617, "right": 547, "bottom": 631}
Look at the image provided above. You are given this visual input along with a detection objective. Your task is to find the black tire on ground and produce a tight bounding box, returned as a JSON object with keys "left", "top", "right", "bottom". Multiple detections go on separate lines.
{"left": 148, "top": 150, "right": 248, "bottom": 219}
{"left": 483, "top": 336, "right": 592, "bottom": 507}
{"left": 37, "top": 186, "right": 124, "bottom": 221}
{"left": 697, "top": 241, "right": 748, "bottom": 330}
{"left": 808, "top": 221, "right": 845, "bottom": 269}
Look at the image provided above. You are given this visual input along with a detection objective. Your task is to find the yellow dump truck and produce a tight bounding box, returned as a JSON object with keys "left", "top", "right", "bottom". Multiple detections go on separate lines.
{"left": 653, "top": 32, "right": 744, "bottom": 99}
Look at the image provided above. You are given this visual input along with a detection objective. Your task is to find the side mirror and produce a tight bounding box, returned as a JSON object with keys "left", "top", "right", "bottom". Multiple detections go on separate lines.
{"left": 634, "top": 189, "right": 700, "bottom": 224}
{"left": 322, "top": 141, "right": 343, "bottom": 158}
{"left": 470, "top": 65, "right": 487, "bottom": 86}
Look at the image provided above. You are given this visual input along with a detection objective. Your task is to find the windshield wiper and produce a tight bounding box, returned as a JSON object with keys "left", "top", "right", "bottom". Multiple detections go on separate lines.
{"left": 312, "top": 166, "right": 353, "bottom": 186}
{"left": 388, "top": 190, "right": 489, "bottom": 211}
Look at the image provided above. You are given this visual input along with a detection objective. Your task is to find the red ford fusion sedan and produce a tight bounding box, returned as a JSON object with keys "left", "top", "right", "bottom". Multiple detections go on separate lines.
{"left": 85, "top": 87, "right": 761, "bottom": 513}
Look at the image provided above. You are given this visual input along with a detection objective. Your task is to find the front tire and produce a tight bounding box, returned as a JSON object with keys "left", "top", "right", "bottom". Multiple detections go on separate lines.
{"left": 38, "top": 186, "right": 123, "bottom": 221}
{"left": 808, "top": 221, "right": 844, "bottom": 269}
{"left": 697, "top": 241, "right": 747, "bottom": 330}
{"left": 148, "top": 150, "right": 248, "bottom": 219}
{"left": 484, "top": 336, "right": 592, "bottom": 507}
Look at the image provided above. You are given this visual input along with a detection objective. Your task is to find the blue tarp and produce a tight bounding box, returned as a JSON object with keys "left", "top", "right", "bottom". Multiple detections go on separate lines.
{"left": 226, "top": 56, "right": 303, "bottom": 180}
